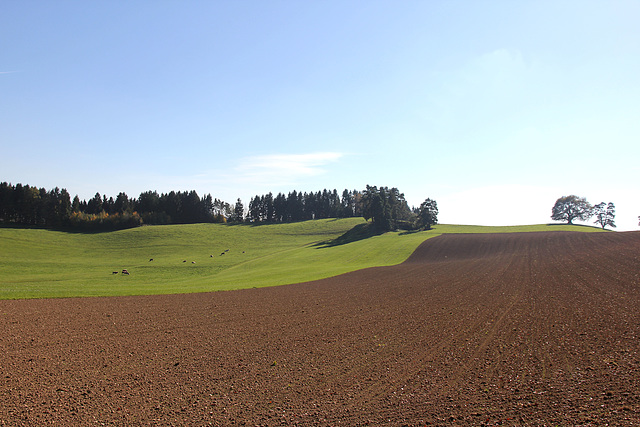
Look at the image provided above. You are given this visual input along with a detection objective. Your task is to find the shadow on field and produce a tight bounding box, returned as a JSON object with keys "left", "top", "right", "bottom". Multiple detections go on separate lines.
{"left": 0, "top": 223, "right": 112, "bottom": 234}
{"left": 313, "top": 223, "right": 384, "bottom": 248}
{"left": 226, "top": 218, "right": 345, "bottom": 228}
{"left": 398, "top": 229, "right": 423, "bottom": 236}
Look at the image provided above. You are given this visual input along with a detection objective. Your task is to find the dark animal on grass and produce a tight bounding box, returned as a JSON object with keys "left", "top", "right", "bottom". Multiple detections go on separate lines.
{"left": 220, "top": 252, "right": 225, "bottom": 256}
{"left": 192, "top": 261, "right": 196, "bottom": 264}
{"left": 112, "top": 271, "right": 118, "bottom": 274}
{"left": 149, "top": 258, "right": 153, "bottom": 262}
{"left": 122, "top": 269, "right": 129, "bottom": 275}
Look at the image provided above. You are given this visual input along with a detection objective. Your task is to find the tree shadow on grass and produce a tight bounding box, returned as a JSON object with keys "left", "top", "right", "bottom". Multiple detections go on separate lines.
{"left": 226, "top": 218, "right": 344, "bottom": 228}
{"left": 0, "top": 222, "right": 113, "bottom": 234}
{"left": 398, "top": 229, "right": 423, "bottom": 236}
{"left": 313, "top": 222, "right": 384, "bottom": 248}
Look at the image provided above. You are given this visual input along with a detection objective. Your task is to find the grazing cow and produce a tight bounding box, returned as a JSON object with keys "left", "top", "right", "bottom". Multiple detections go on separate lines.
{"left": 210, "top": 255, "right": 213, "bottom": 258}
{"left": 122, "top": 269, "right": 129, "bottom": 275}
{"left": 220, "top": 252, "right": 225, "bottom": 256}
{"left": 149, "top": 258, "right": 153, "bottom": 262}
{"left": 192, "top": 261, "right": 196, "bottom": 264}
{"left": 225, "top": 249, "right": 229, "bottom": 252}
{"left": 183, "top": 260, "right": 187, "bottom": 263}
{"left": 112, "top": 271, "right": 118, "bottom": 274}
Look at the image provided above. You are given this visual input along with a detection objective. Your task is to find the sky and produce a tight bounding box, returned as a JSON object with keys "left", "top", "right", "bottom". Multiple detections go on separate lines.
{"left": 2, "top": 1, "right": 639, "bottom": 230}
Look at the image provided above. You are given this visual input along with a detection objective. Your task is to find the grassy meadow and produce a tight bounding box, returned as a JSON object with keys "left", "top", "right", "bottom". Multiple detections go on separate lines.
{"left": 0, "top": 219, "right": 605, "bottom": 299}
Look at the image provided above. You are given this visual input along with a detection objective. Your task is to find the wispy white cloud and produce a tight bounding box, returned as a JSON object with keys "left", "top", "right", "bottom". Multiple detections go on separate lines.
{"left": 0, "top": 71, "right": 19, "bottom": 74}
{"left": 89, "top": 152, "right": 347, "bottom": 206}
{"left": 235, "top": 152, "right": 344, "bottom": 185}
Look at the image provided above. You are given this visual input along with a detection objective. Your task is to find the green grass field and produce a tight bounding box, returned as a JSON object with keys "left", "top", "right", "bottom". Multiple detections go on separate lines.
{"left": 0, "top": 219, "right": 605, "bottom": 299}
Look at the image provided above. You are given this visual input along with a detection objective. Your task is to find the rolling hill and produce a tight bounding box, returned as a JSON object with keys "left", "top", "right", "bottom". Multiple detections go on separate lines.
{"left": 0, "top": 219, "right": 604, "bottom": 299}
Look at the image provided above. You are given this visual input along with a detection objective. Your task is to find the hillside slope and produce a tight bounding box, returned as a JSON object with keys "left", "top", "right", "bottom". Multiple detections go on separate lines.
{"left": 0, "top": 221, "right": 604, "bottom": 299}
{"left": 1, "top": 230, "right": 639, "bottom": 425}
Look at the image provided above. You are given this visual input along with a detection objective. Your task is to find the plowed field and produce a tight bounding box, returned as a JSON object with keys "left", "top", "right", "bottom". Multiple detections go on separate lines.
{"left": 2, "top": 231, "right": 640, "bottom": 426}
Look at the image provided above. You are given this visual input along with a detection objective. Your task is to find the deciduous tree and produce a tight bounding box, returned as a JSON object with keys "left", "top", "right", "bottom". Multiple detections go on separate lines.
{"left": 551, "top": 195, "right": 592, "bottom": 225}
{"left": 593, "top": 202, "right": 616, "bottom": 229}
{"left": 418, "top": 198, "right": 438, "bottom": 230}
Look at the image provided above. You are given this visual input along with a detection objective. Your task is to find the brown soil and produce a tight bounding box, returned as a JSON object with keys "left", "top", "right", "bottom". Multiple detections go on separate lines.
{"left": 1, "top": 231, "right": 640, "bottom": 426}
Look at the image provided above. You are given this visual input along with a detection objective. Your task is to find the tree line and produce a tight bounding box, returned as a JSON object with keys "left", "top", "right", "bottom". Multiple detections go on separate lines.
{"left": 243, "top": 186, "right": 438, "bottom": 231}
{"left": 0, "top": 182, "right": 228, "bottom": 230}
{"left": 0, "top": 182, "right": 438, "bottom": 232}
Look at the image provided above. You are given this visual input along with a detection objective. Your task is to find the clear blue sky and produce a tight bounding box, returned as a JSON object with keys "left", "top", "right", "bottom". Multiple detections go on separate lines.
{"left": 2, "top": 1, "right": 639, "bottom": 230}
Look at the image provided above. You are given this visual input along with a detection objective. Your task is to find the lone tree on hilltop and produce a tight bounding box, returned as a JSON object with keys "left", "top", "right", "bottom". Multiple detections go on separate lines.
{"left": 593, "top": 202, "right": 616, "bottom": 230}
{"left": 551, "top": 195, "right": 593, "bottom": 225}
{"left": 417, "top": 198, "right": 438, "bottom": 230}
